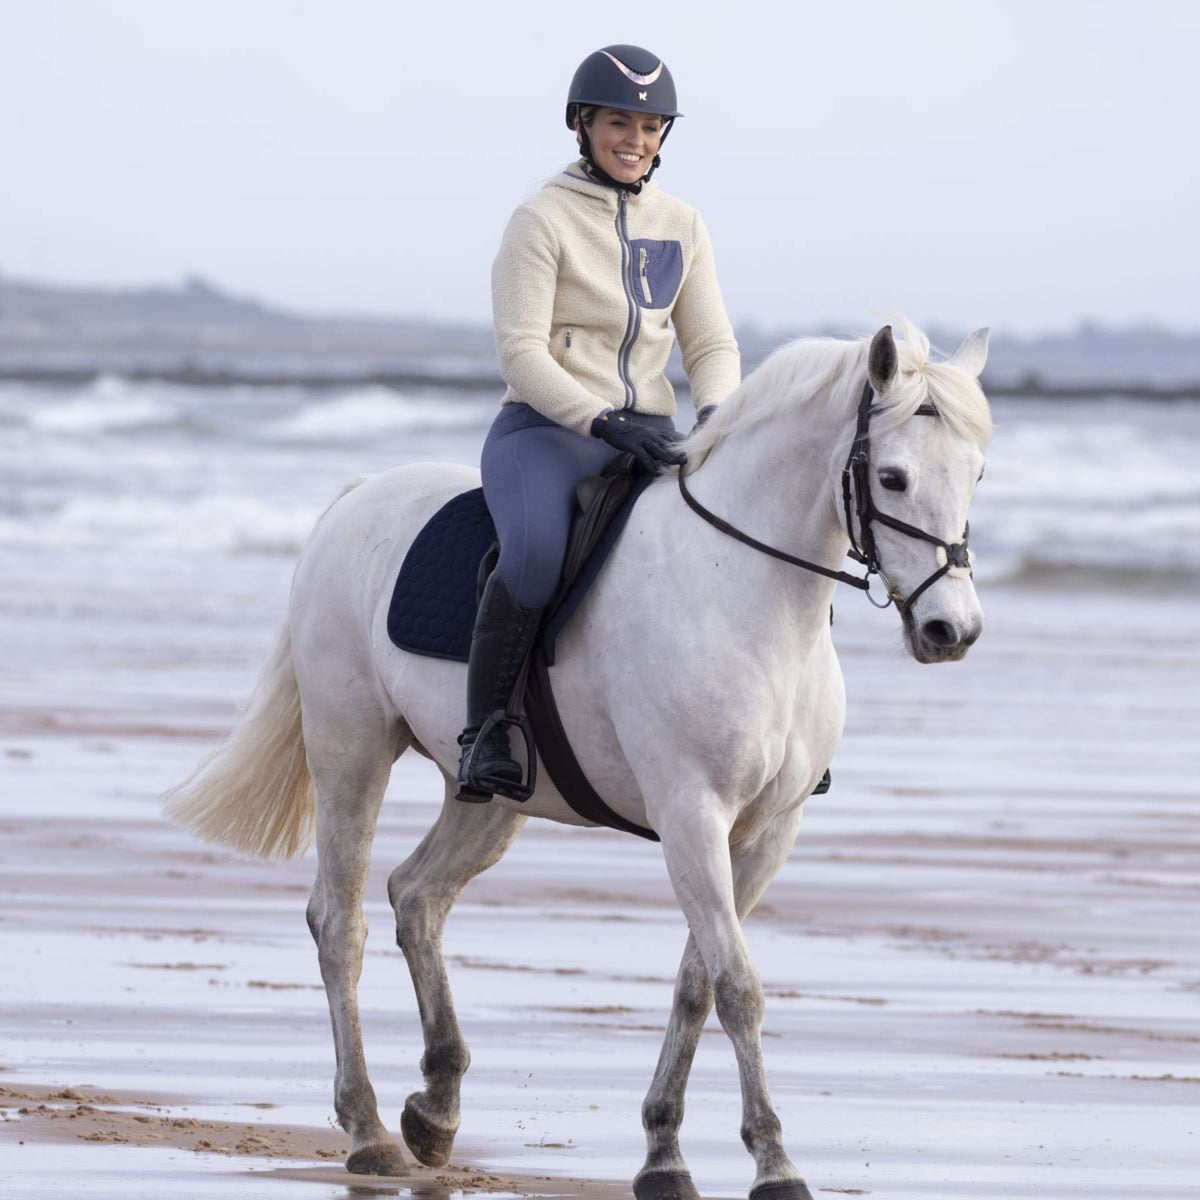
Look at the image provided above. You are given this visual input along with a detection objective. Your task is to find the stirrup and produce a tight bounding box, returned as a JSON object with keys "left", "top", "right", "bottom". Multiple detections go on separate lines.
{"left": 459, "top": 709, "right": 538, "bottom": 803}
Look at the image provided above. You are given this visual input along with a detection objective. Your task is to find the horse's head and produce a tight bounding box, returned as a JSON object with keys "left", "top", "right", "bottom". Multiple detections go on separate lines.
{"left": 853, "top": 323, "right": 992, "bottom": 663}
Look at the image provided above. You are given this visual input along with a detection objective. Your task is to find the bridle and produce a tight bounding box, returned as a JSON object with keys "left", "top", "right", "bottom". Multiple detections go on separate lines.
{"left": 677, "top": 378, "right": 972, "bottom": 613}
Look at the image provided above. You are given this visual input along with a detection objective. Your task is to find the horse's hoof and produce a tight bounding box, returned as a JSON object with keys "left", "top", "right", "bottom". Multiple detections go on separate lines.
{"left": 749, "top": 1180, "right": 815, "bottom": 1200}
{"left": 633, "top": 1169, "right": 701, "bottom": 1200}
{"left": 401, "top": 1095, "right": 457, "bottom": 1167}
{"left": 345, "top": 1141, "right": 410, "bottom": 1177}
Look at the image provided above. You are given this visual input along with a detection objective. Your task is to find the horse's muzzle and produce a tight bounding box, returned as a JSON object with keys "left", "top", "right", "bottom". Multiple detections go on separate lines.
{"left": 909, "top": 614, "right": 982, "bottom": 663}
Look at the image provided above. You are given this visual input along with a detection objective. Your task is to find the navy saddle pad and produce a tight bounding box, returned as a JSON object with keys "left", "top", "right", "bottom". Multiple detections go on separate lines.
{"left": 387, "top": 479, "right": 647, "bottom": 665}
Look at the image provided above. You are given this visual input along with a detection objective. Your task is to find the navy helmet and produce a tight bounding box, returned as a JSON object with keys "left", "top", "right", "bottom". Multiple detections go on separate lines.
{"left": 565, "top": 45, "right": 680, "bottom": 192}
{"left": 564, "top": 44, "right": 682, "bottom": 129}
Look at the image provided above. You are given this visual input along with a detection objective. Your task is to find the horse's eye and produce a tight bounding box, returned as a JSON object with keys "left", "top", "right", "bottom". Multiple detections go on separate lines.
{"left": 878, "top": 467, "right": 908, "bottom": 492}
{"left": 978, "top": 464, "right": 986, "bottom": 483}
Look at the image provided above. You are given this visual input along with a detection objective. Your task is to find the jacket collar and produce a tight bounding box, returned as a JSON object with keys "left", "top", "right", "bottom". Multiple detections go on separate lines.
{"left": 545, "top": 159, "right": 659, "bottom": 206}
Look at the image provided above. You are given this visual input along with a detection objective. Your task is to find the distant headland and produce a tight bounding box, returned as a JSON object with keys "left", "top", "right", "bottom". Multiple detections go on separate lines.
{"left": 3, "top": 271, "right": 1198, "bottom": 397}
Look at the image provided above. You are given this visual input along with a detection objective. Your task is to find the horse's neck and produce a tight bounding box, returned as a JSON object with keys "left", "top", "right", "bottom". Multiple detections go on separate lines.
{"left": 681, "top": 397, "right": 848, "bottom": 634}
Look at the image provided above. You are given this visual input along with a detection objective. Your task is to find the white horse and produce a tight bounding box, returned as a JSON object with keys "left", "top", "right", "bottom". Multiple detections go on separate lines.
{"left": 166, "top": 319, "right": 991, "bottom": 1200}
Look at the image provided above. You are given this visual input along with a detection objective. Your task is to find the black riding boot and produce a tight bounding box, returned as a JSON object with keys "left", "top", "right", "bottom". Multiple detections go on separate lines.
{"left": 455, "top": 571, "right": 543, "bottom": 803}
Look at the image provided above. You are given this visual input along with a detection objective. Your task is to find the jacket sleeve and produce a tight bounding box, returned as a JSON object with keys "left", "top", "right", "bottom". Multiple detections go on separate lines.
{"left": 491, "top": 203, "right": 613, "bottom": 436}
{"left": 672, "top": 210, "right": 741, "bottom": 411}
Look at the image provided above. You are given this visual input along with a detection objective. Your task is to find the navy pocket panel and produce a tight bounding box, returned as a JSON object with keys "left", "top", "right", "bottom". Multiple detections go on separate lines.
{"left": 629, "top": 239, "right": 683, "bottom": 310}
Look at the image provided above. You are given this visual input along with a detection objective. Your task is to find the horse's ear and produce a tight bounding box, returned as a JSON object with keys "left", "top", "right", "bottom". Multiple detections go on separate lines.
{"left": 868, "top": 325, "right": 898, "bottom": 393}
{"left": 950, "top": 327, "right": 990, "bottom": 378}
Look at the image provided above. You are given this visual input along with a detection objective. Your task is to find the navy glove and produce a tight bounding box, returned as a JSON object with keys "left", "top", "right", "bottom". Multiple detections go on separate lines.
{"left": 590, "top": 412, "right": 687, "bottom": 475}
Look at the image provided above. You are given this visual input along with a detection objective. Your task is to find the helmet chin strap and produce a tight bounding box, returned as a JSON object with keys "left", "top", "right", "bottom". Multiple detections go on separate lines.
{"left": 574, "top": 109, "right": 673, "bottom": 193}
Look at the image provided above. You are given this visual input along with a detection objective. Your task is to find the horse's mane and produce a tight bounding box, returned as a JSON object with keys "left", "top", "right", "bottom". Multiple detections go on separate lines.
{"left": 683, "top": 315, "right": 992, "bottom": 468}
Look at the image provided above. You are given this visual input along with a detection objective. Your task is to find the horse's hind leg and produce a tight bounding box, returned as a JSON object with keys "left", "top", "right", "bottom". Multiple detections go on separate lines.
{"left": 305, "top": 701, "right": 410, "bottom": 1177}
{"left": 388, "top": 781, "right": 526, "bottom": 1166}
{"left": 637, "top": 806, "right": 808, "bottom": 1200}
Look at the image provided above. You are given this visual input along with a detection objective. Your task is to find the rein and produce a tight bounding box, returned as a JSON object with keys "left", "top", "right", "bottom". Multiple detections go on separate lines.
{"left": 678, "top": 379, "right": 971, "bottom": 612}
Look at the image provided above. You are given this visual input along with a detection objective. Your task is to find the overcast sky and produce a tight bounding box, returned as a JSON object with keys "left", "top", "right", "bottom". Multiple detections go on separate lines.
{"left": 2, "top": 1, "right": 1196, "bottom": 334}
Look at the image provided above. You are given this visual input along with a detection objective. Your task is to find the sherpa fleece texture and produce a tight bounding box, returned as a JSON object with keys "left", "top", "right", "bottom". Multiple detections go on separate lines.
{"left": 492, "top": 161, "right": 741, "bottom": 435}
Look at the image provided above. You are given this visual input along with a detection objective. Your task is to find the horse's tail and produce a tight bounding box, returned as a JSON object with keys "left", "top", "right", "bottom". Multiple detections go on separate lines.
{"left": 164, "top": 619, "right": 313, "bottom": 860}
{"left": 163, "top": 476, "right": 372, "bottom": 860}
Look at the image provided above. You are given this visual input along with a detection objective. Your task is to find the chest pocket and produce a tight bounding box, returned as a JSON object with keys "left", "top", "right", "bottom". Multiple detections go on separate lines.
{"left": 629, "top": 239, "right": 683, "bottom": 311}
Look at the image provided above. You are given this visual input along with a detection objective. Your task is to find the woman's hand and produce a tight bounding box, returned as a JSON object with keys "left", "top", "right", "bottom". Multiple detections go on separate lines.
{"left": 590, "top": 413, "right": 687, "bottom": 474}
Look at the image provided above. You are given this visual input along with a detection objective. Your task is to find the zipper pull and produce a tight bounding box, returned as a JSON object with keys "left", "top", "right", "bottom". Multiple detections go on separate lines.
{"left": 565, "top": 329, "right": 572, "bottom": 349}
{"left": 638, "top": 247, "right": 652, "bottom": 305}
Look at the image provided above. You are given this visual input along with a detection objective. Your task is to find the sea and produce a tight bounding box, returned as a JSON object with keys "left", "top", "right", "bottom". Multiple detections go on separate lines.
{"left": 0, "top": 375, "right": 1196, "bottom": 585}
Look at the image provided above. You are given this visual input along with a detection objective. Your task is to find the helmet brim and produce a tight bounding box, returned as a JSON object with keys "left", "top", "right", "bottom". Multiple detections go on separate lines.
{"left": 565, "top": 101, "right": 683, "bottom": 129}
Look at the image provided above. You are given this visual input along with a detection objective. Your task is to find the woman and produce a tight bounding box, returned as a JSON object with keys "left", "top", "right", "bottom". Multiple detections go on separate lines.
{"left": 457, "top": 43, "right": 741, "bottom": 802}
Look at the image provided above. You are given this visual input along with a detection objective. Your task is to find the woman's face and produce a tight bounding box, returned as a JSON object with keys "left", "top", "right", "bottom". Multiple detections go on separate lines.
{"left": 577, "top": 107, "right": 663, "bottom": 184}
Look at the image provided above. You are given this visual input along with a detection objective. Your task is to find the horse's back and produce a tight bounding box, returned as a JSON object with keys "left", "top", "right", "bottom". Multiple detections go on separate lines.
{"left": 290, "top": 462, "right": 479, "bottom": 667}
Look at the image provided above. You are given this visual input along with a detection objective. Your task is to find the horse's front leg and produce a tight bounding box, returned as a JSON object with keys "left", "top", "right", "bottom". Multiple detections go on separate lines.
{"left": 655, "top": 802, "right": 812, "bottom": 1200}
{"left": 636, "top": 807, "right": 806, "bottom": 1200}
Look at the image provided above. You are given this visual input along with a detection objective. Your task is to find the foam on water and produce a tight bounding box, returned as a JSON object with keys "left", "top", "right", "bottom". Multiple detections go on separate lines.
{"left": 271, "top": 385, "right": 496, "bottom": 440}
{"left": 21, "top": 375, "right": 180, "bottom": 434}
{"left": 0, "top": 379, "right": 1196, "bottom": 582}
{"left": 0, "top": 494, "right": 318, "bottom": 555}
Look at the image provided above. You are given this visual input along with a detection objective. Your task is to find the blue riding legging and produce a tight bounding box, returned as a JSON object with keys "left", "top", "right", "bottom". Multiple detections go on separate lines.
{"left": 480, "top": 401, "right": 679, "bottom": 608}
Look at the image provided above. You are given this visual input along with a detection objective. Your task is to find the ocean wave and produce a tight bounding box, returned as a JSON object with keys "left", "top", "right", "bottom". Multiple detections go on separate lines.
{"left": 975, "top": 554, "right": 1200, "bottom": 588}
{"left": 0, "top": 494, "right": 317, "bottom": 555}
{"left": 968, "top": 497, "right": 1200, "bottom": 585}
{"left": 983, "top": 421, "right": 1199, "bottom": 505}
{"left": 22, "top": 375, "right": 180, "bottom": 434}
{"left": 270, "top": 386, "right": 493, "bottom": 441}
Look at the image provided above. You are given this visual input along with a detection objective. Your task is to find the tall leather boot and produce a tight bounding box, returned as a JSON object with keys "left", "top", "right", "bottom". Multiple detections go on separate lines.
{"left": 455, "top": 571, "right": 543, "bottom": 803}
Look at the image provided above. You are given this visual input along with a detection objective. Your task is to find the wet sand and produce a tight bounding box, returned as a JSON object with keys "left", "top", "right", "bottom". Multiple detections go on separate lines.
{"left": 1, "top": 545, "right": 1198, "bottom": 1198}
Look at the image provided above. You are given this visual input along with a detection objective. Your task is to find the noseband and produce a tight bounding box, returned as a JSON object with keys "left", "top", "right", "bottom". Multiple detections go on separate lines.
{"left": 677, "top": 379, "right": 972, "bottom": 613}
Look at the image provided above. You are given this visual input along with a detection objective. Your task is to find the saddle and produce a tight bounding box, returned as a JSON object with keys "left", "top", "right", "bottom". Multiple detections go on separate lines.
{"left": 387, "top": 453, "right": 660, "bottom": 839}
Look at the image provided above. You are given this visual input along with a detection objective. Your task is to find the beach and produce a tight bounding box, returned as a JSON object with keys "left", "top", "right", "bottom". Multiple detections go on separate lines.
{"left": 1, "top": 379, "right": 1198, "bottom": 1198}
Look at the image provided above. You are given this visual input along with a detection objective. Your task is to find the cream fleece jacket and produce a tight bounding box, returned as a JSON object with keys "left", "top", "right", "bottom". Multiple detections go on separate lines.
{"left": 492, "top": 161, "right": 741, "bottom": 435}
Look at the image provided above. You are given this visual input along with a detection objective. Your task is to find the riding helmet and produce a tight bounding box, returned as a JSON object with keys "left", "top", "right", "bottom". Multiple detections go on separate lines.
{"left": 564, "top": 44, "right": 682, "bottom": 128}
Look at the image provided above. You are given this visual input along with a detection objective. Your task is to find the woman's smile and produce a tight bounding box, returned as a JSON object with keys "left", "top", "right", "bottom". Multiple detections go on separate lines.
{"left": 578, "top": 107, "right": 663, "bottom": 184}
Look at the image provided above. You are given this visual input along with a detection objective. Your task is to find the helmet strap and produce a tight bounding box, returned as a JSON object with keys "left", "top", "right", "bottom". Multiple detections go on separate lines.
{"left": 572, "top": 105, "right": 673, "bottom": 195}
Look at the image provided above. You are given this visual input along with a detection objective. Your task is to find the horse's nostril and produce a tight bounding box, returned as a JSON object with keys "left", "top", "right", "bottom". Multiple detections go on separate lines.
{"left": 921, "top": 619, "right": 958, "bottom": 648}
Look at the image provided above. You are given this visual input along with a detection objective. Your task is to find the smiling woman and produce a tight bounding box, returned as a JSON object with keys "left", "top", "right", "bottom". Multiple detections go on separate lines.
{"left": 575, "top": 105, "right": 664, "bottom": 186}
{"left": 455, "top": 42, "right": 742, "bottom": 802}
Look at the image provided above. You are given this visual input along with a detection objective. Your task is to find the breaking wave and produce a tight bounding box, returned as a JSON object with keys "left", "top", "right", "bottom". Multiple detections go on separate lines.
{"left": 270, "top": 386, "right": 493, "bottom": 441}
{"left": 19, "top": 376, "right": 181, "bottom": 434}
{"left": 0, "top": 494, "right": 317, "bottom": 556}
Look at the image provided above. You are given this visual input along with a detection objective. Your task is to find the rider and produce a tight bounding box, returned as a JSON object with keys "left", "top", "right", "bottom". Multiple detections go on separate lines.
{"left": 456, "top": 43, "right": 741, "bottom": 802}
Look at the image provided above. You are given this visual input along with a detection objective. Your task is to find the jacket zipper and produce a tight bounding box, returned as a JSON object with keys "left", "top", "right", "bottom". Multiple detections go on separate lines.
{"left": 614, "top": 192, "right": 641, "bottom": 410}
{"left": 564, "top": 329, "right": 572, "bottom": 349}
{"left": 638, "top": 247, "right": 652, "bottom": 305}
